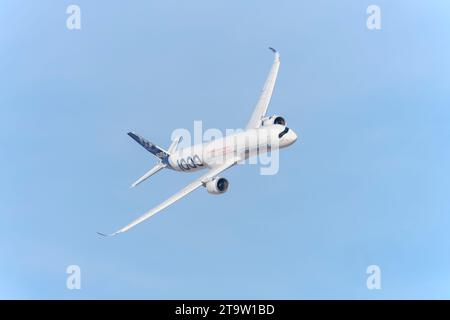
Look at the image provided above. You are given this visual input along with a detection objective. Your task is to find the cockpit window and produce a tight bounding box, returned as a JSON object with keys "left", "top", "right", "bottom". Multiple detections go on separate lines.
{"left": 278, "top": 127, "right": 289, "bottom": 138}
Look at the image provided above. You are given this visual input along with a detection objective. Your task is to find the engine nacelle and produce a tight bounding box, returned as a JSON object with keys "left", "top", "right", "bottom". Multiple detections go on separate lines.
{"left": 261, "top": 115, "right": 286, "bottom": 127}
{"left": 206, "top": 177, "right": 229, "bottom": 194}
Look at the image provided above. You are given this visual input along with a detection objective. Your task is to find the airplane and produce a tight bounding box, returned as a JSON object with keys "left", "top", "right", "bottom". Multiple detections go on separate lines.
{"left": 98, "top": 47, "right": 297, "bottom": 237}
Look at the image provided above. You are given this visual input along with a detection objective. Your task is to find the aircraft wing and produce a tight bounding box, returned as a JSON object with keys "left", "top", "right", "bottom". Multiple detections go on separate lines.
{"left": 98, "top": 159, "right": 239, "bottom": 237}
{"left": 246, "top": 47, "right": 280, "bottom": 129}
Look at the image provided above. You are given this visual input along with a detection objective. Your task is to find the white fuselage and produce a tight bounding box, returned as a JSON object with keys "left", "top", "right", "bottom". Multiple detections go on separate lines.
{"left": 168, "top": 124, "right": 297, "bottom": 172}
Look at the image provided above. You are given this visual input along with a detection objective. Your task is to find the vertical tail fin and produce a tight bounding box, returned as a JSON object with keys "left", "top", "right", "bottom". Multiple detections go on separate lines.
{"left": 128, "top": 132, "right": 169, "bottom": 160}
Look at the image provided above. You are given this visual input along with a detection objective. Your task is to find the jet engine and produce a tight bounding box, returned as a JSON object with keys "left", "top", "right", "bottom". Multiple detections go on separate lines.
{"left": 261, "top": 115, "right": 286, "bottom": 127}
{"left": 206, "top": 177, "right": 229, "bottom": 194}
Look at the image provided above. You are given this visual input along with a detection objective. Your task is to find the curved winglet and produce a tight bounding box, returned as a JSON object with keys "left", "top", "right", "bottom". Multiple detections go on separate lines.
{"left": 97, "top": 231, "right": 120, "bottom": 237}
{"left": 269, "top": 47, "right": 280, "bottom": 59}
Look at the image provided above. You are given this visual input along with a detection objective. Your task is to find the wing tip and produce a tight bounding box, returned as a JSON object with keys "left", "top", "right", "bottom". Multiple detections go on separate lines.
{"left": 97, "top": 231, "right": 119, "bottom": 237}
{"left": 130, "top": 180, "right": 139, "bottom": 188}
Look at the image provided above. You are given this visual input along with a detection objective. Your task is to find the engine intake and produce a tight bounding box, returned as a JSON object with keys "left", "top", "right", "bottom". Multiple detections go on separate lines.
{"left": 261, "top": 115, "right": 286, "bottom": 127}
{"left": 206, "top": 177, "right": 229, "bottom": 194}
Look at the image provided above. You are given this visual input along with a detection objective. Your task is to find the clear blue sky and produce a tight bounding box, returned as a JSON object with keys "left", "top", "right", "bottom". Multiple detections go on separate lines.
{"left": 1, "top": 1, "right": 450, "bottom": 299}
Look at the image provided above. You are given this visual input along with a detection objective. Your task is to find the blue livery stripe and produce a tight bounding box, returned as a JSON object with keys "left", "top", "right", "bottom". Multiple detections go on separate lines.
{"left": 128, "top": 132, "right": 169, "bottom": 159}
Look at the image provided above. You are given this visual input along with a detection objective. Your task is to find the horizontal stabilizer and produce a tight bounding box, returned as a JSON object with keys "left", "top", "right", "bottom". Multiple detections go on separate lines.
{"left": 168, "top": 136, "right": 183, "bottom": 154}
{"left": 130, "top": 163, "right": 166, "bottom": 188}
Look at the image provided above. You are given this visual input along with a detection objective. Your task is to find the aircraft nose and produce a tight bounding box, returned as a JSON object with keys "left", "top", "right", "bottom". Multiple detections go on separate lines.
{"left": 289, "top": 130, "right": 298, "bottom": 144}
{"left": 284, "top": 130, "right": 297, "bottom": 146}
{"left": 291, "top": 131, "right": 298, "bottom": 143}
